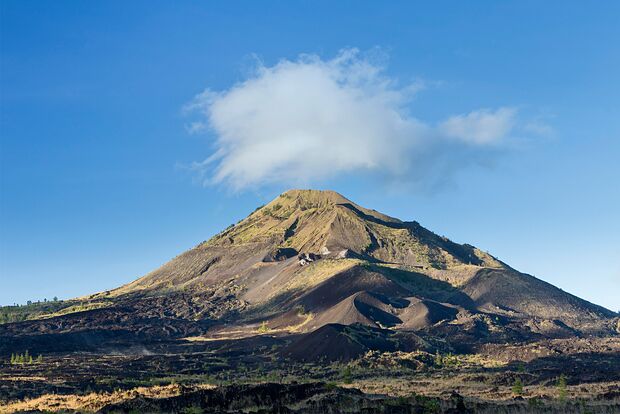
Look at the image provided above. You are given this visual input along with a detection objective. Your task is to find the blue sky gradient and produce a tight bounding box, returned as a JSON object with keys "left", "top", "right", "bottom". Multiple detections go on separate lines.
{"left": 1, "top": 1, "right": 618, "bottom": 310}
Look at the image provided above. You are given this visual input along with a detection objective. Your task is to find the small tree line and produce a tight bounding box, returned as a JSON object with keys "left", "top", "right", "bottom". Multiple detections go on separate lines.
{"left": 9, "top": 350, "right": 43, "bottom": 365}
{"left": 20, "top": 297, "right": 59, "bottom": 307}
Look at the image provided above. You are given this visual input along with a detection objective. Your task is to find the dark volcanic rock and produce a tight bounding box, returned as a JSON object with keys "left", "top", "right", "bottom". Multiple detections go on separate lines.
{"left": 98, "top": 382, "right": 470, "bottom": 414}
{"left": 281, "top": 323, "right": 398, "bottom": 362}
{"left": 263, "top": 247, "right": 299, "bottom": 262}
{"left": 99, "top": 382, "right": 363, "bottom": 414}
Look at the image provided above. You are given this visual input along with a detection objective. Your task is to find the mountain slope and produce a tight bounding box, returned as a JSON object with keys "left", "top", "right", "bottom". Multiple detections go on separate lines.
{"left": 2, "top": 189, "right": 617, "bottom": 355}
{"left": 94, "top": 189, "right": 615, "bottom": 340}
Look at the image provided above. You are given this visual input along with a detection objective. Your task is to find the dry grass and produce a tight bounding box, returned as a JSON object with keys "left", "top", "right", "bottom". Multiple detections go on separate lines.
{"left": 33, "top": 301, "right": 112, "bottom": 320}
{"left": 0, "top": 375, "right": 47, "bottom": 382}
{"left": 286, "top": 311, "right": 315, "bottom": 332}
{"left": 0, "top": 383, "right": 215, "bottom": 414}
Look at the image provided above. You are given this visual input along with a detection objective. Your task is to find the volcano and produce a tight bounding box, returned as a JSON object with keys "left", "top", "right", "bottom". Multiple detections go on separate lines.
{"left": 3, "top": 190, "right": 620, "bottom": 413}
{"left": 1, "top": 189, "right": 617, "bottom": 355}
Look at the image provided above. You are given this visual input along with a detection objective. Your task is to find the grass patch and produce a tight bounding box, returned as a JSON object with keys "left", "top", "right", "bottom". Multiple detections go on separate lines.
{"left": 35, "top": 301, "right": 113, "bottom": 319}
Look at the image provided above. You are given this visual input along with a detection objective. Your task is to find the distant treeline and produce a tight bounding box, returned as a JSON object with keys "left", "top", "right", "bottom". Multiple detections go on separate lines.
{"left": 0, "top": 299, "right": 65, "bottom": 324}
{"left": 5, "top": 297, "right": 59, "bottom": 307}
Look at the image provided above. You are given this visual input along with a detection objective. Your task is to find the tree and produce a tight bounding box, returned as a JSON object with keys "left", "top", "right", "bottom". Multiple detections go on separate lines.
{"left": 53, "top": 296, "right": 58, "bottom": 302}
{"left": 36, "top": 354, "right": 43, "bottom": 363}
{"left": 434, "top": 351, "right": 442, "bottom": 367}
{"left": 10, "top": 353, "right": 15, "bottom": 364}
{"left": 342, "top": 365, "right": 353, "bottom": 384}
{"left": 512, "top": 378, "right": 524, "bottom": 396}
{"left": 557, "top": 374, "right": 568, "bottom": 402}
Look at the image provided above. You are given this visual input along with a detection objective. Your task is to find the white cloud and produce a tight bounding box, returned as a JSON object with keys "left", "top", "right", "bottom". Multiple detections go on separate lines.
{"left": 439, "top": 107, "right": 517, "bottom": 145}
{"left": 185, "top": 49, "right": 523, "bottom": 191}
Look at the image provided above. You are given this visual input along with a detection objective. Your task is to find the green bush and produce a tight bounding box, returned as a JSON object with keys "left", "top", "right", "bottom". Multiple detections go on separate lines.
{"left": 422, "top": 398, "right": 440, "bottom": 414}
{"left": 512, "top": 378, "right": 524, "bottom": 396}
{"left": 557, "top": 374, "right": 568, "bottom": 401}
{"left": 341, "top": 365, "right": 352, "bottom": 384}
{"left": 257, "top": 321, "right": 270, "bottom": 333}
{"left": 528, "top": 397, "right": 543, "bottom": 408}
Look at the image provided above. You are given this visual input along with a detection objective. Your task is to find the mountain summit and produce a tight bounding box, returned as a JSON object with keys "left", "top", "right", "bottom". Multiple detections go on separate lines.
{"left": 2, "top": 190, "right": 617, "bottom": 357}
{"left": 124, "top": 189, "right": 502, "bottom": 293}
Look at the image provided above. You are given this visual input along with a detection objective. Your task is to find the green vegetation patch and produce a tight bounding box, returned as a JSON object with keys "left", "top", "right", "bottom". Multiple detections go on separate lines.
{"left": 0, "top": 299, "right": 67, "bottom": 324}
{"left": 0, "top": 300, "right": 113, "bottom": 324}
{"left": 36, "top": 301, "right": 113, "bottom": 319}
{"left": 10, "top": 350, "right": 43, "bottom": 365}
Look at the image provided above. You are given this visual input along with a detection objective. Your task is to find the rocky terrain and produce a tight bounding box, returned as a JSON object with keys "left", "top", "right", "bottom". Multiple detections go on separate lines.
{"left": 1, "top": 189, "right": 618, "bottom": 413}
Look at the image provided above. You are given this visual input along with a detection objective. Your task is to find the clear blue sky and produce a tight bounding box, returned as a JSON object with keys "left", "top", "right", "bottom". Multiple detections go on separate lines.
{"left": 1, "top": 1, "right": 618, "bottom": 311}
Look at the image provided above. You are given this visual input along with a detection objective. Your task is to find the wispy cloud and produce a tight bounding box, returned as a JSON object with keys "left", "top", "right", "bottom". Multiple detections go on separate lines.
{"left": 439, "top": 107, "right": 517, "bottom": 145}
{"left": 522, "top": 120, "right": 555, "bottom": 138}
{"left": 184, "top": 49, "right": 534, "bottom": 191}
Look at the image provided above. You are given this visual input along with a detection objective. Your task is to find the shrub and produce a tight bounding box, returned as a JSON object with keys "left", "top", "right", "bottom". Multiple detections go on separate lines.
{"left": 325, "top": 382, "right": 338, "bottom": 391}
{"left": 295, "top": 305, "right": 306, "bottom": 316}
{"left": 512, "top": 378, "right": 524, "bottom": 396}
{"left": 528, "top": 397, "right": 543, "bottom": 408}
{"left": 341, "top": 365, "right": 352, "bottom": 384}
{"left": 422, "top": 398, "right": 440, "bottom": 414}
{"left": 433, "top": 351, "right": 458, "bottom": 368}
{"left": 434, "top": 351, "right": 442, "bottom": 367}
{"left": 257, "top": 321, "right": 269, "bottom": 333}
{"left": 557, "top": 374, "right": 568, "bottom": 402}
